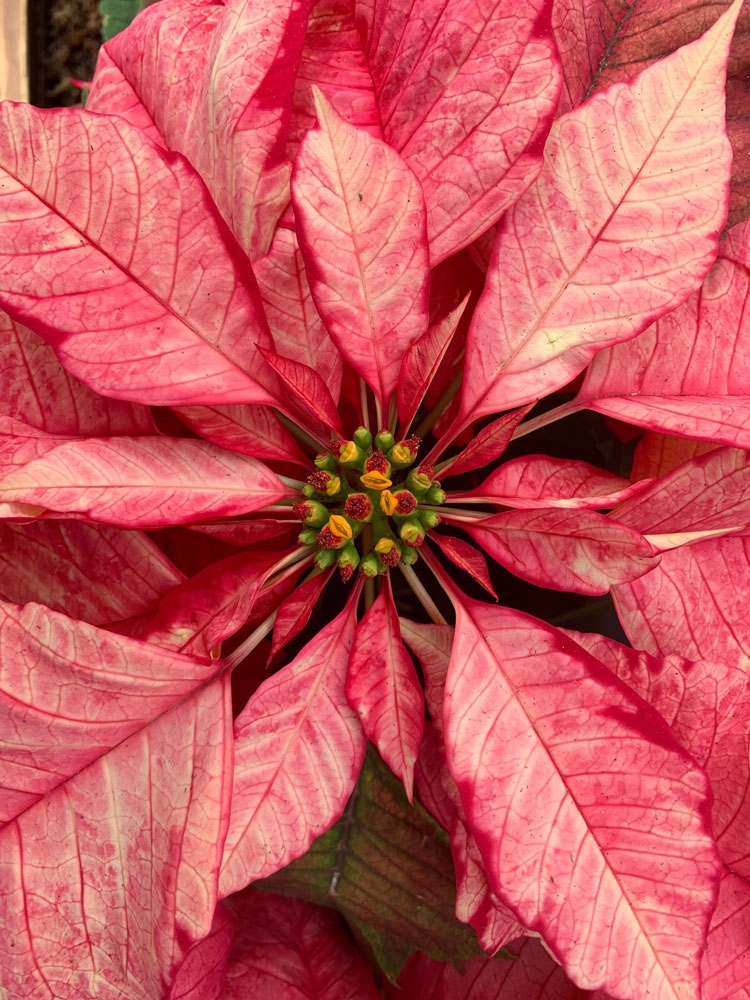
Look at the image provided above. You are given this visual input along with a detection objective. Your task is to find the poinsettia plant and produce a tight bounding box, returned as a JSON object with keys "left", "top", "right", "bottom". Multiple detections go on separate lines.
{"left": 1, "top": 0, "right": 750, "bottom": 996}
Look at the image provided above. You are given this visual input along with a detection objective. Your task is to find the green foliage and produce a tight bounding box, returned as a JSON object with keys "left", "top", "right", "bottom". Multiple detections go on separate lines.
{"left": 99, "top": 0, "right": 150, "bottom": 41}
{"left": 258, "top": 747, "right": 483, "bottom": 979}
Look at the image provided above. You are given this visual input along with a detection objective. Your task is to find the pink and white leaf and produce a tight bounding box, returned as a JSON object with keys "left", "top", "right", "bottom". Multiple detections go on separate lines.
{"left": 0, "top": 599, "right": 224, "bottom": 823}
{"left": 254, "top": 226, "right": 343, "bottom": 401}
{"left": 219, "top": 594, "right": 365, "bottom": 895}
{"left": 0, "top": 436, "right": 291, "bottom": 528}
{"left": 437, "top": 406, "right": 533, "bottom": 479}
{"left": 287, "top": 0, "right": 381, "bottom": 161}
{"left": 451, "top": 455, "right": 642, "bottom": 509}
{"left": 612, "top": 446, "right": 750, "bottom": 549}
{"left": 443, "top": 599, "right": 720, "bottom": 999}
{"left": 0, "top": 673, "right": 232, "bottom": 1000}
{"left": 222, "top": 887, "right": 381, "bottom": 1000}
{"left": 614, "top": 530, "right": 750, "bottom": 668}
{"left": 346, "top": 577, "right": 424, "bottom": 800}
{"left": 0, "top": 312, "right": 154, "bottom": 436}
{"left": 577, "top": 219, "right": 750, "bottom": 449}
{"left": 292, "top": 89, "right": 429, "bottom": 409}
{"left": 169, "top": 904, "right": 233, "bottom": 1000}
{"left": 458, "top": 1, "right": 740, "bottom": 421}
{"left": 702, "top": 868, "right": 750, "bottom": 1000}
{"left": 0, "top": 105, "right": 279, "bottom": 408}
{"left": 453, "top": 508, "right": 657, "bottom": 595}
{"left": 173, "top": 403, "right": 309, "bottom": 468}
{"left": 414, "top": 722, "right": 455, "bottom": 832}
{"left": 359, "top": 0, "right": 562, "bottom": 262}
{"left": 0, "top": 519, "right": 183, "bottom": 626}
{"left": 631, "top": 432, "right": 721, "bottom": 481}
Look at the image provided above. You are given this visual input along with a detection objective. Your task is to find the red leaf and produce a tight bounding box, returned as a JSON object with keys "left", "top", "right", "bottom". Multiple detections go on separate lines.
{"left": 268, "top": 568, "right": 333, "bottom": 665}
{"left": 702, "top": 868, "right": 750, "bottom": 1000}
{"left": 443, "top": 599, "right": 719, "bottom": 997}
{"left": 0, "top": 106, "right": 279, "bottom": 408}
{"left": 454, "top": 508, "right": 657, "bottom": 595}
{"left": 0, "top": 436, "right": 290, "bottom": 528}
{"left": 437, "top": 406, "right": 533, "bottom": 479}
{"left": 219, "top": 592, "right": 365, "bottom": 895}
{"left": 222, "top": 887, "right": 381, "bottom": 999}
{"left": 169, "top": 904, "right": 233, "bottom": 1000}
{"left": 259, "top": 345, "right": 344, "bottom": 434}
{"left": 577, "top": 219, "right": 750, "bottom": 449}
{"left": 292, "top": 89, "right": 429, "bottom": 410}
{"left": 359, "top": 0, "right": 561, "bottom": 262}
{"left": 346, "top": 577, "right": 424, "bottom": 800}
{"left": 458, "top": 1, "right": 740, "bottom": 421}
{"left": 429, "top": 532, "right": 498, "bottom": 600}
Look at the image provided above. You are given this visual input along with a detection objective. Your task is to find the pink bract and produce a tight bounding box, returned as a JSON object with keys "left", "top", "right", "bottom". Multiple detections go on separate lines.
{"left": 1, "top": 0, "right": 750, "bottom": 997}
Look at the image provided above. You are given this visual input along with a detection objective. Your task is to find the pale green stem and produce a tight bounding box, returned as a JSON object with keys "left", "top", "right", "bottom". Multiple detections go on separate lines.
{"left": 433, "top": 506, "right": 490, "bottom": 521}
{"left": 399, "top": 562, "right": 447, "bottom": 625}
{"left": 414, "top": 366, "right": 463, "bottom": 440}
{"left": 221, "top": 610, "right": 277, "bottom": 671}
{"left": 278, "top": 474, "right": 306, "bottom": 490}
{"left": 360, "top": 378, "right": 371, "bottom": 431}
{"left": 276, "top": 409, "right": 329, "bottom": 451}
{"left": 511, "top": 399, "right": 582, "bottom": 440}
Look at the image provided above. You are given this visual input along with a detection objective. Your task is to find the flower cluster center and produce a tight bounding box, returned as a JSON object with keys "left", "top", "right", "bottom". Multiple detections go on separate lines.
{"left": 293, "top": 428, "right": 444, "bottom": 581}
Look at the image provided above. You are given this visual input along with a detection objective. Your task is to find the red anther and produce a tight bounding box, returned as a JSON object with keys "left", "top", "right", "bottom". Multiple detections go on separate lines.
{"left": 344, "top": 493, "right": 372, "bottom": 520}
{"left": 292, "top": 500, "right": 312, "bottom": 521}
{"left": 338, "top": 562, "right": 355, "bottom": 583}
{"left": 329, "top": 438, "right": 347, "bottom": 455}
{"left": 417, "top": 462, "right": 434, "bottom": 480}
{"left": 403, "top": 435, "right": 421, "bottom": 454}
{"left": 365, "top": 450, "right": 390, "bottom": 474}
{"left": 307, "top": 470, "right": 331, "bottom": 490}
{"left": 394, "top": 491, "right": 417, "bottom": 515}
{"left": 378, "top": 546, "right": 401, "bottom": 567}
{"left": 317, "top": 526, "right": 339, "bottom": 549}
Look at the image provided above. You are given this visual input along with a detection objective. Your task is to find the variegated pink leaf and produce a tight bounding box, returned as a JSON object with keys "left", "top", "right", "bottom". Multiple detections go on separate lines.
{"left": 0, "top": 436, "right": 290, "bottom": 528}
{"left": 614, "top": 530, "right": 750, "bottom": 667}
{"left": 387, "top": 937, "right": 591, "bottom": 1000}
{"left": 168, "top": 904, "right": 233, "bottom": 1000}
{"left": 287, "top": 0, "right": 381, "bottom": 159}
{"left": 189, "top": 519, "right": 299, "bottom": 548}
{"left": 437, "top": 406, "right": 533, "bottom": 479}
{"left": 443, "top": 599, "right": 720, "bottom": 999}
{"left": 458, "top": 1, "right": 740, "bottom": 423}
{"left": 0, "top": 600, "right": 222, "bottom": 823}
{"left": 292, "top": 89, "right": 429, "bottom": 410}
{"left": 577, "top": 219, "right": 750, "bottom": 449}
{"left": 0, "top": 105, "right": 279, "bottom": 408}
{"left": 0, "top": 519, "right": 183, "bottom": 626}
{"left": 173, "top": 403, "right": 309, "bottom": 467}
{"left": 0, "top": 312, "right": 154, "bottom": 436}
{"left": 346, "top": 577, "right": 424, "bottom": 800}
{"left": 86, "top": 44, "right": 166, "bottom": 145}
{"left": 222, "top": 887, "right": 381, "bottom": 999}
{"left": 358, "top": 0, "right": 562, "bottom": 262}
{"left": 0, "top": 673, "right": 231, "bottom": 1000}
{"left": 254, "top": 226, "right": 343, "bottom": 401}
{"left": 219, "top": 593, "right": 365, "bottom": 895}
{"left": 612, "top": 446, "right": 750, "bottom": 549}
{"left": 397, "top": 297, "right": 468, "bottom": 434}
{"left": 429, "top": 532, "right": 498, "bottom": 600}
{"left": 90, "top": 0, "right": 307, "bottom": 259}
{"left": 413, "top": 721, "right": 454, "bottom": 831}
{"left": 551, "top": 0, "right": 750, "bottom": 229}
{"left": 450, "top": 455, "right": 640, "bottom": 509}
{"left": 450, "top": 508, "right": 657, "bottom": 595}
{"left": 702, "top": 869, "right": 750, "bottom": 1000}
{"left": 564, "top": 629, "right": 750, "bottom": 880}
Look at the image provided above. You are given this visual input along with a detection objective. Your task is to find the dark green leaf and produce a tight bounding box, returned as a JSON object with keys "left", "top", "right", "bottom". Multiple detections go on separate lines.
{"left": 258, "top": 747, "right": 482, "bottom": 980}
{"left": 99, "top": 0, "right": 150, "bottom": 41}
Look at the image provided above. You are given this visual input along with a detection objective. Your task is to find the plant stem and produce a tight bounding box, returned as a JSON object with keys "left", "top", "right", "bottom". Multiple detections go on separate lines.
{"left": 399, "top": 562, "right": 447, "bottom": 625}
